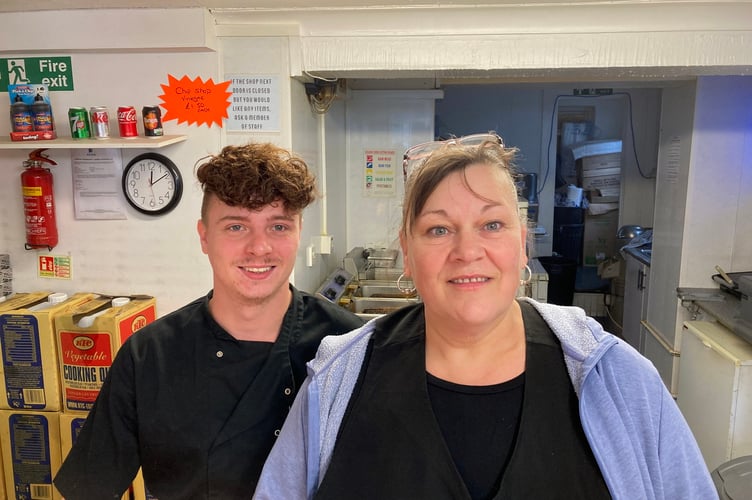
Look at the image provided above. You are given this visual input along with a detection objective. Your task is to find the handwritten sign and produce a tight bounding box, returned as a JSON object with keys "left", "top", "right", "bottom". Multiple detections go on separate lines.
{"left": 159, "top": 74, "right": 232, "bottom": 127}
{"left": 226, "top": 75, "right": 280, "bottom": 132}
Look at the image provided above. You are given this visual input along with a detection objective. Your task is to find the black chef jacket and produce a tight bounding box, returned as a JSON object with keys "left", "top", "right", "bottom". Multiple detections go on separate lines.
{"left": 54, "top": 286, "right": 364, "bottom": 500}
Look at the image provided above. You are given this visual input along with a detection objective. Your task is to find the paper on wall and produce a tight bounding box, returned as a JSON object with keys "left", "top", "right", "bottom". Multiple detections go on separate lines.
{"left": 71, "top": 148, "right": 127, "bottom": 220}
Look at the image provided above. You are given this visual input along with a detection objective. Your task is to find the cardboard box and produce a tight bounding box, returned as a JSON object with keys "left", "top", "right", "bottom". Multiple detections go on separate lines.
{"left": 59, "top": 412, "right": 134, "bottom": 500}
{"left": 581, "top": 167, "right": 621, "bottom": 192}
{"left": 58, "top": 412, "right": 87, "bottom": 460}
{"left": 8, "top": 84, "right": 57, "bottom": 142}
{"left": 55, "top": 296, "right": 156, "bottom": 413}
{"left": 0, "top": 410, "right": 62, "bottom": 500}
{"left": 133, "top": 468, "right": 156, "bottom": 500}
{"left": 0, "top": 292, "right": 96, "bottom": 411}
{"left": 583, "top": 209, "right": 620, "bottom": 266}
{"left": 570, "top": 139, "right": 622, "bottom": 160}
{"left": 0, "top": 446, "right": 5, "bottom": 500}
{"left": 581, "top": 152, "right": 621, "bottom": 171}
{"left": 0, "top": 292, "right": 53, "bottom": 313}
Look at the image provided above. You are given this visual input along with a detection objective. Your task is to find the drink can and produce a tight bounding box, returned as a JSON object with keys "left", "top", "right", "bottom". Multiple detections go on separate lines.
{"left": 90, "top": 106, "right": 110, "bottom": 139}
{"left": 117, "top": 106, "right": 138, "bottom": 138}
{"left": 142, "top": 105, "right": 164, "bottom": 137}
{"left": 68, "top": 107, "right": 91, "bottom": 139}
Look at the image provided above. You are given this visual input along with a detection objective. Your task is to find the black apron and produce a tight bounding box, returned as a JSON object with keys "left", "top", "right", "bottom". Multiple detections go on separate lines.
{"left": 315, "top": 302, "right": 609, "bottom": 500}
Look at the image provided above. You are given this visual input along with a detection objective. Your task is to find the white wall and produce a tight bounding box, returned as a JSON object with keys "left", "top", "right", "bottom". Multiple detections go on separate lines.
{"left": 290, "top": 78, "right": 328, "bottom": 293}
{"left": 0, "top": 20, "right": 220, "bottom": 316}
{"left": 647, "top": 75, "right": 752, "bottom": 347}
{"left": 647, "top": 81, "right": 696, "bottom": 347}
{"left": 681, "top": 76, "right": 752, "bottom": 280}
{"left": 1, "top": 3, "right": 751, "bottom": 317}
{"left": 344, "top": 90, "right": 441, "bottom": 252}
{"left": 220, "top": 36, "right": 343, "bottom": 293}
{"left": 320, "top": 98, "right": 349, "bottom": 277}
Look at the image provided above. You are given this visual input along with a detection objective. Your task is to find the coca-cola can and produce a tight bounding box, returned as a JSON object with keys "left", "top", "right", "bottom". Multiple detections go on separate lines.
{"left": 90, "top": 106, "right": 110, "bottom": 139}
{"left": 117, "top": 106, "right": 138, "bottom": 138}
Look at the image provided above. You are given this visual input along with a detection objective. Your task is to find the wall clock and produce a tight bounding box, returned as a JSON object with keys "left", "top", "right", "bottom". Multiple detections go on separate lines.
{"left": 122, "top": 152, "right": 183, "bottom": 216}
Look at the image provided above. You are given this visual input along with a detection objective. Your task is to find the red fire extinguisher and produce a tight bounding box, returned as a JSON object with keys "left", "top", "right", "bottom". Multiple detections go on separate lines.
{"left": 21, "top": 148, "right": 58, "bottom": 250}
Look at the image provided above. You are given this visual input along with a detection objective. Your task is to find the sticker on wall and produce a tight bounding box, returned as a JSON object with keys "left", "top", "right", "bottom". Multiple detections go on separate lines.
{"left": 225, "top": 75, "right": 280, "bottom": 132}
{"left": 363, "top": 150, "right": 397, "bottom": 197}
{"left": 158, "top": 74, "right": 232, "bottom": 127}
{"left": 38, "top": 255, "right": 71, "bottom": 280}
{"left": 0, "top": 57, "right": 74, "bottom": 91}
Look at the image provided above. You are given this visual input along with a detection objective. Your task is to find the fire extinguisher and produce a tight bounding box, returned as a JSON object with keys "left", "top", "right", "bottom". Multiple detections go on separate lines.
{"left": 21, "top": 148, "right": 58, "bottom": 250}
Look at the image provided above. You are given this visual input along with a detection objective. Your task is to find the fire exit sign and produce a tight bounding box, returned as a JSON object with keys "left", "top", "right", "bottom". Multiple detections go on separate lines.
{"left": 0, "top": 57, "right": 74, "bottom": 91}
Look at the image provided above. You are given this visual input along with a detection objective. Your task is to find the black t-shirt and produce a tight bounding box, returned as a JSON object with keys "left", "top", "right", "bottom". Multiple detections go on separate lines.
{"left": 427, "top": 372, "right": 524, "bottom": 500}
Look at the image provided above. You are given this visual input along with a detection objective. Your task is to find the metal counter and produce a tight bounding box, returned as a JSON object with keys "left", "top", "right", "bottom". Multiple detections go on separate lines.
{"left": 677, "top": 287, "right": 752, "bottom": 345}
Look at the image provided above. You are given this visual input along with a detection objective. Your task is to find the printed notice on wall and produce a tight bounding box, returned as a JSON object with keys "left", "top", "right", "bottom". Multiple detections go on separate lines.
{"left": 225, "top": 75, "right": 280, "bottom": 132}
{"left": 38, "top": 255, "right": 71, "bottom": 279}
{"left": 71, "top": 149, "right": 127, "bottom": 220}
{"left": 363, "top": 150, "right": 397, "bottom": 197}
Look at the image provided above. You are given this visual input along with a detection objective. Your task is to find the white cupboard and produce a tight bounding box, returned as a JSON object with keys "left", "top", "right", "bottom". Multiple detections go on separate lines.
{"left": 677, "top": 321, "right": 752, "bottom": 471}
{"left": 622, "top": 250, "right": 650, "bottom": 352}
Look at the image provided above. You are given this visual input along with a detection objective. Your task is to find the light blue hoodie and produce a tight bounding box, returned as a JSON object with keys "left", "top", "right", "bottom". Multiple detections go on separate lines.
{"left": 254, "top": 298, "right": 718, "bottom": 500}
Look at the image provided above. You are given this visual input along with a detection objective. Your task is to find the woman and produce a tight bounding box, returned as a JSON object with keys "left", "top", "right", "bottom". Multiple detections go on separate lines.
{"left": 254, "top": 135, "right": 717, "bottom": 500}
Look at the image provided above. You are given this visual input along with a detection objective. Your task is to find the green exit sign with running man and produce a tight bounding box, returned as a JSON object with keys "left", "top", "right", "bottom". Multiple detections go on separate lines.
{"left": 0, "top": 57, "right": 74, "bottom": 91}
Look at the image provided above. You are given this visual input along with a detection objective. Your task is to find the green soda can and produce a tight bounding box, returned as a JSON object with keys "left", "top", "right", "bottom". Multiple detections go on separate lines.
{"left": 68, "top": 107, "right": 91, "bottom": 138}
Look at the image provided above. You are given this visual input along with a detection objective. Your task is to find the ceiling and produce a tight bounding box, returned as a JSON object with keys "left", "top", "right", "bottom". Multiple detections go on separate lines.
{"left": 0, "top": 0, "right": 618, "bottom": 13}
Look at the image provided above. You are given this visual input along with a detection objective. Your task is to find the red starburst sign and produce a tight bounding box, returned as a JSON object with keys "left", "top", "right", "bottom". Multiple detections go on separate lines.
{"left": 159, "top": 74, "right": 232, "bottom": 128}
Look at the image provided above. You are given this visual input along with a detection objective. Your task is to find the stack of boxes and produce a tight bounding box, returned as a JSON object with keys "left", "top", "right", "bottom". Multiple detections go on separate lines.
{"left": 0, "top": 291, "right": 156, "bottom": 500}
{"left": 570, "top": 139, "right": 623, "bottom": 266}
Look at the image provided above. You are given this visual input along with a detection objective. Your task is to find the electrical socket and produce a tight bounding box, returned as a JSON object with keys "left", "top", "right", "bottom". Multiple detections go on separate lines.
{"left": 312, "top": 235, "right": 334, "bottom": 255}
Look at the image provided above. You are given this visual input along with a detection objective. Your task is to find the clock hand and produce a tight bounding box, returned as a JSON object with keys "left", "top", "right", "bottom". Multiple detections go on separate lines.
{"left": 153, "top": 173, "right": 169, "bottom": 184}
{"left": 149, "top": 170, "right": 154, "bottom": 186}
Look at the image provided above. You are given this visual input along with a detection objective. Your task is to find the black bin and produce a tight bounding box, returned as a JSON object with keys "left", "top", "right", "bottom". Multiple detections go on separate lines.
{"left": 553, "top": 223, "right": 584, "bottom": 265}
{"left": 539, "top": 256, "right": 577, "bottom": 306}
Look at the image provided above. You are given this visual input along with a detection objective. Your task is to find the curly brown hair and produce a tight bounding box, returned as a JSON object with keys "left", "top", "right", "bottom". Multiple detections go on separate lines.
{"left": 196, "top": 143, "right": 318, "bottom": 219}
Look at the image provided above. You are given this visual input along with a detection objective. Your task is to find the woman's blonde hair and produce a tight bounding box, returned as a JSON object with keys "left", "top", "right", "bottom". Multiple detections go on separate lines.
{"left": 400, "top": 140, "right": 520, "bottom": 238}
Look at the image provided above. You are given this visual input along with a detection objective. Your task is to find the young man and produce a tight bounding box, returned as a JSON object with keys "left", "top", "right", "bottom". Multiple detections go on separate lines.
{"left": 54, "top": 143, "right": 364, "bottom": 499}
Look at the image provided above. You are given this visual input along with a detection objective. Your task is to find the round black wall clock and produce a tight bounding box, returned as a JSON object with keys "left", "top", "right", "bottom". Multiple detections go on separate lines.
{"left": 122, "top": 152, "right": 183, "bottom": 216}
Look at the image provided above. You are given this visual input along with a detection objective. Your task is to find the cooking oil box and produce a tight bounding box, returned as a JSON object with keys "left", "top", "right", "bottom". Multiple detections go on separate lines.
{"left": 0, "top": 409, "right": 62, "bottom": 499}
{"left": 0, "top": 291, "right": 96, "bottom": 411}
{"left": 59, "top": 413, "right": 146, "bottom": 500}
{"left": 55, "top": 295, "right": 156, "bottom": 413}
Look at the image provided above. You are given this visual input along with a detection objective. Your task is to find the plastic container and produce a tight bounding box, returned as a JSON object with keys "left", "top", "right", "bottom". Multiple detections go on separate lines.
{"left": 538, "top": 256, "right": 578, "bottom": 306}
{"left": 712, "top": 455, "right": 752, "bottom": 500}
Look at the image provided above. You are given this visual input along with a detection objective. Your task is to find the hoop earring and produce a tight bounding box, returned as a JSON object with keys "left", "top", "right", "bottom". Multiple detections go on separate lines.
{"left": 520, "top": 264, "right": 532, "bottom": 286}
{"left": 396, "top": 273, "right": 417, "bottom": 295}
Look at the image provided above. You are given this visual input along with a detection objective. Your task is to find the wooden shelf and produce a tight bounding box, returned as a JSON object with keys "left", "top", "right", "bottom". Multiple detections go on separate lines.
{"left": 0, "top": 135, "right": 187, "bottom": 149}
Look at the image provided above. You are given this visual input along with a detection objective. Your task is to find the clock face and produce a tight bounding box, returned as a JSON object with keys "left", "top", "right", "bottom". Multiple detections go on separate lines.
{"left": 122, "top": 153, "right": 183, "bottom": 216}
